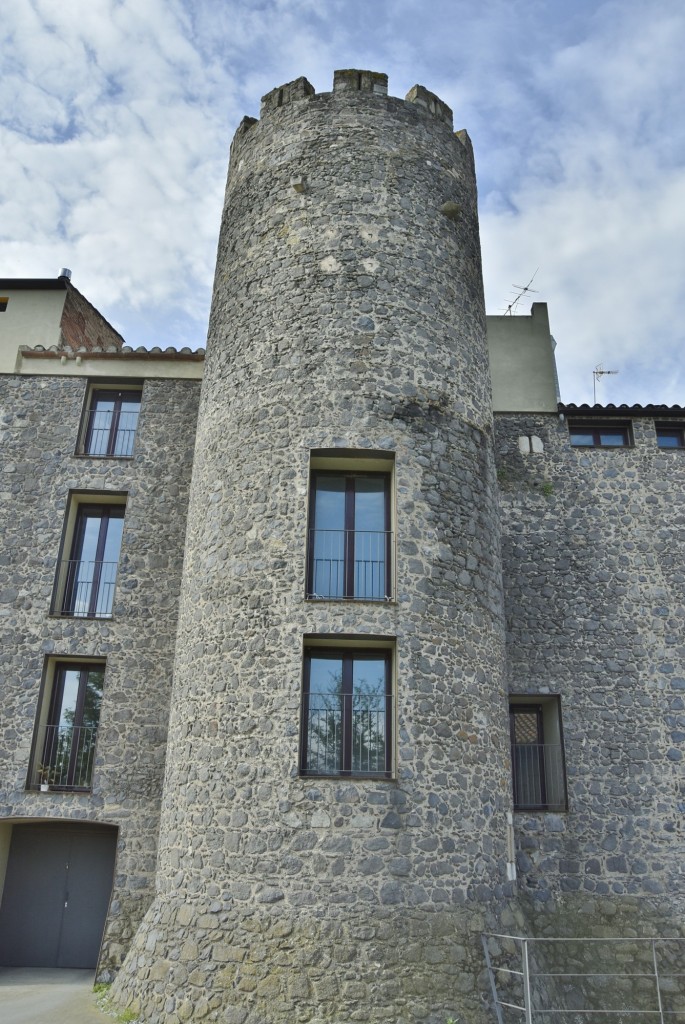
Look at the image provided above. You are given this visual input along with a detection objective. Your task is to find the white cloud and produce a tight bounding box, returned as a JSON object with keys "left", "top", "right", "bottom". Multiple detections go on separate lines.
{"left": 0, "top": 0, "right": 233, "bottom": 344}
{"left": 479, "top": 0, "right": 685, "bottom": 403}
{"left": 0, "top": 0, "right": 683, "bottom": 402}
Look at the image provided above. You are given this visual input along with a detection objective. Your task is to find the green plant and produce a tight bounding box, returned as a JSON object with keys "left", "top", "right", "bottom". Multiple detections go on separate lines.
{"left": 36, "top": 762, "right": 55, "bottom": 785}
{"left": 541, "top": 481, "right": 554, "bottom": 497}
{"left": 94, "top": 982, "right": 139, "bottom": 1023}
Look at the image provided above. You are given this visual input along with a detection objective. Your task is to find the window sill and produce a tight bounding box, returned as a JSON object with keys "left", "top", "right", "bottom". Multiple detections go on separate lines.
{"left": 513, "top": 806, "right": 568, "bottom": 814}
{"left": 305, "top": 596, "right": 396, "bottom": 605}
{"left": 73, "top": 452, "right": 134, "bottom": 460}
{"left": 570, "top": 444, "right": 634, "bottom": 450}
{"left": 299, "top": 772, "right": 395, "bottom": 782}
{"left": 48, "top": 612, "right": 115, "bottom": 621}
{"left": 28, "top": 786, "right": 93, "bottom": 795}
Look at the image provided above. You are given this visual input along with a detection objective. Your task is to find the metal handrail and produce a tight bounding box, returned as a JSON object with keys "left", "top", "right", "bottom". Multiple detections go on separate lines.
{"left": 33, "top": 723, "right": 99, "bottom": 789}
{"left": 303, "top": 690, "right": 388, "bottom": 776}
{"left": 53, "top": 559, "right": 119, "bottom": 618}
{"left": 482, "top": 934, "right": 685, "bottom": 1024}
{"left": 307, "top": 528, "right": 393, "bottom": 600}
{"left": 511, "top": 742, "right": 566, "bottom": 811}
{"left": 81, "top": 406, "right": 139, "bottom": 457}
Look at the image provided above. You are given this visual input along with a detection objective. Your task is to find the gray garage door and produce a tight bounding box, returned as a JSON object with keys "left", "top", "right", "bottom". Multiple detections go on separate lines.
{"left": 0, "top": 822, "right": 117, "bottom": 968}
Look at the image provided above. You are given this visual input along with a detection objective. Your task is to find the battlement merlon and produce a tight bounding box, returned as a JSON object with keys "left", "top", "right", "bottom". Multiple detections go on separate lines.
{"left": 332, "top": 69, "right": 389, "bottom": 97}
{"left": 260, "top": 76, "right": 316, "bottom": 116}
{"left": 227, "top": 69, "right": 471, "bottom": 192}
{"left": 254, "top": 70, "right": 455, "bottom": 128}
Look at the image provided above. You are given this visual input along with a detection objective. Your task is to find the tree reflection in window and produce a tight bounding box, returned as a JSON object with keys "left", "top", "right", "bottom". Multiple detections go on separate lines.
{"left": 301, "top": 649, "right": 391, "bottom": 777}
{"left": 38, "top": 664, "right": 104, "bottom": 789}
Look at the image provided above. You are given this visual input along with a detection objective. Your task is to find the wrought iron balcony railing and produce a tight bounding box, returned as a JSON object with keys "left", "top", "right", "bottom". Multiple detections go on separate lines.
{"left": 302, "top": 691, "right": 390, "bottom": 776}
{"left": 81, "top": 407, "right": 139, "bottom": 457}
{"left": 307, "top": 529, "right": 393, "bottom": 600}
{"left": 33, "top": 723, "right": 99, "bottom": 790}
{"left": 511, "top": 742, "right": 567, "bottom": 811}
{"left": 53, "top": 559, "right": 119, "bottom": 618}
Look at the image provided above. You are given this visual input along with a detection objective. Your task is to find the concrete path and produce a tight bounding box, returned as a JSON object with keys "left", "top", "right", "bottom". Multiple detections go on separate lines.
{"left": 0, "top": 968, "right": 114, "bottom": 1024}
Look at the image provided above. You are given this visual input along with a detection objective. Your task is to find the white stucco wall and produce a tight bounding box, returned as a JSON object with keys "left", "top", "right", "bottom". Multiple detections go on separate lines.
{"left": 17, "top": 354, "right": 204, "bottom": 380}
{"left": 487, "top": 302, "right": 560, "bottom": 412}
{"left": 0, "top": 288, "right": 67, "bottom": 373}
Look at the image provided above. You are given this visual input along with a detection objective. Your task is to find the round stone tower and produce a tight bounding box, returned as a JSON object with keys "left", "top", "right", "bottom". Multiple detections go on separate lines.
{"left": 113, "top": 70, "right": 512, "bottom": 1024}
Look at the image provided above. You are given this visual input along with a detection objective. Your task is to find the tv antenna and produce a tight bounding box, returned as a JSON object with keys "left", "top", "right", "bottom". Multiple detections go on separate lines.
{"left": 502, "top": 269, "right": 539, "bottom": 315}
{"left": 593, "top": 364, "right": 619, "bottom": 404}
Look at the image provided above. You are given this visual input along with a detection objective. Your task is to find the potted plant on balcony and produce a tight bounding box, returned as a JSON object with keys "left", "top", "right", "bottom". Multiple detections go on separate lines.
{"left": 37, "top": 763, "right": 54, "bottom": 792}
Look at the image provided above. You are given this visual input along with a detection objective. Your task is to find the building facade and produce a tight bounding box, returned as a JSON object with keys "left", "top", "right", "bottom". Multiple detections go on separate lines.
{"left": 0, "top": 71, "right": 682, "bottom": 1023}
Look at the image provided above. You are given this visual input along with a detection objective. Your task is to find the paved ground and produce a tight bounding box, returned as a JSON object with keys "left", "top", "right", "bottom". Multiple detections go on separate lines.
{"left": 0, "top": 968, "right": 114, "bottom": 1024}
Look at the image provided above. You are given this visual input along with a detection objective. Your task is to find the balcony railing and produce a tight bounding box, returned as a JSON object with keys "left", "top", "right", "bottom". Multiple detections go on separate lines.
{"left": 33, "top": 723, "right": 99, "bottom": 790}
{"left": 53, "top": 559, "right": 119, "bottom": 618}
{"left": 307, "top": 529, "right": 393, "bottom": 600}
{"left": 303, "top": 691, "right": 389, "bottom": 776}
{"left": 81, "top": 407, "right": 139, "bottom": 457}
{"left": 511, "top": 743, "right": 566, "bottom": 811}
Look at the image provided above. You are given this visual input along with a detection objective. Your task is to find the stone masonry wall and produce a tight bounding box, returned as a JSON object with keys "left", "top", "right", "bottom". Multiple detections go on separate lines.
{"left": 112, "top": 73, "right": 513, "bottom": 1024}
{"left": 495, "top": 411, "right": 684, "bottom": 925}
{"left": 0, "top": 372, "right": 200, "bottom": 975}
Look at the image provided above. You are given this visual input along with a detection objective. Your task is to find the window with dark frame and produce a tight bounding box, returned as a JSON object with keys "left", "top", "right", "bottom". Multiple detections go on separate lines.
{"left": 509, "top": 698, "right": 567, "bottom": 812}
{"left": 31, "top": 661, "right": 104, "bottom": 791}
{"left": 307, "top": 472, "right": 392, "bottom": 600}
{"left": 80, "top": 387, "right": 141, "bottom": 457}
{"left": 301, "top": 648, "right": 392, "bottom": 778}
{"left": 568, "top": 422, "right": 631, "bottom": 448}
{"left": 656, "top": 425, "right": 685, "bottom": 449}
{"left": 53, "top": 502, "right": 125, "bottom": 619}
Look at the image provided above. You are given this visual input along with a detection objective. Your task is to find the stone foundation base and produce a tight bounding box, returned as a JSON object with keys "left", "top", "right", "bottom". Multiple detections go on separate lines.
{"left": 110, "top": 893, "right": 684, "bottom": 1024}
{"left": 110, "top": 895, "right": 497, "bottom": 1024}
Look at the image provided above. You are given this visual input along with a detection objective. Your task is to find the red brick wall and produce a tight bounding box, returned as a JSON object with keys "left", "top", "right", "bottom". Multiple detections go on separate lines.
{"left": 59, "top": 284, "right": 124, "bottom": 352}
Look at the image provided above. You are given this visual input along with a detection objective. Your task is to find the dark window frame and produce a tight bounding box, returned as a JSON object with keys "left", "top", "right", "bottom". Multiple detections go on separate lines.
{"left": 30, "top": 660, "right": 105, "bottom": 792}
{"left": 568, "top": 422, "right": 632, "bottom": 448}
{"left": 655, "top": 424, "right": 685, "bottom": 449}
{"left": 52, "top": 499, "right": 126, "bottom": 619}
{"left": 306, "top": 470, "right": 392, "bottom": 601}
{"left": 509, "top": 696, "right": 568, "bottom": 813}
{"left": 300, "top": 646, "right": 393, "bottom": 779}
{"left": 78, "top": 386, "right": 141, "bottom": 458}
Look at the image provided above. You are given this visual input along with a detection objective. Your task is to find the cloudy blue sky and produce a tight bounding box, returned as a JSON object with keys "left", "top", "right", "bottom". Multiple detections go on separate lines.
{"left": 2, "top": 0, "right": 684, "bottom": 405}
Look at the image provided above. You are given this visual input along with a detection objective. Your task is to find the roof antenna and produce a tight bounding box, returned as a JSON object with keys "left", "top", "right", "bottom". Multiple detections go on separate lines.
{"left": 593, "top": 364, "right": 619, "bottom": 404}
{"left": 502, "top": 269, "right": 539, "bottom": 315}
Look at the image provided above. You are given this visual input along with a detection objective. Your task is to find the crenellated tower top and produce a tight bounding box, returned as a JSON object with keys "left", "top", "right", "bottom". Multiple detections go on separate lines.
{"left": 255, "top": 68, "right": 454, "bottom": 128}
{"left": 229, "top": 67, "right": 470, "bottom": 201}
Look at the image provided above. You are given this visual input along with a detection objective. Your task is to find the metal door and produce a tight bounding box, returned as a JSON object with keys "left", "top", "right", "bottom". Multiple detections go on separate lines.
{"left": 0, "top": 823, "right": 117, "bottom": 968}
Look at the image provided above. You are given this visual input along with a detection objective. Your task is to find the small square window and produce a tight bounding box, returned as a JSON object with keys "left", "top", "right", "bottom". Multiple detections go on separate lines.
{"left": 568, "top": 422, "right": 630, "bottom": 448}
{"left": 0, "top": 297, "right": 8, "bottom": 312}
{"left": 301, "top": 645, "right": 393, "bottom": 778}
{"left": 656, "top": 425, "right": 685, "bottom": 449}
{"left": 29, "top": 660, "right": 105, "bottom": 791}
{"left": 510, "top": 696, "right": 567, "bottom": 812}
{"left": 79, "top": 386, "right": 141, "bottom": 457}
